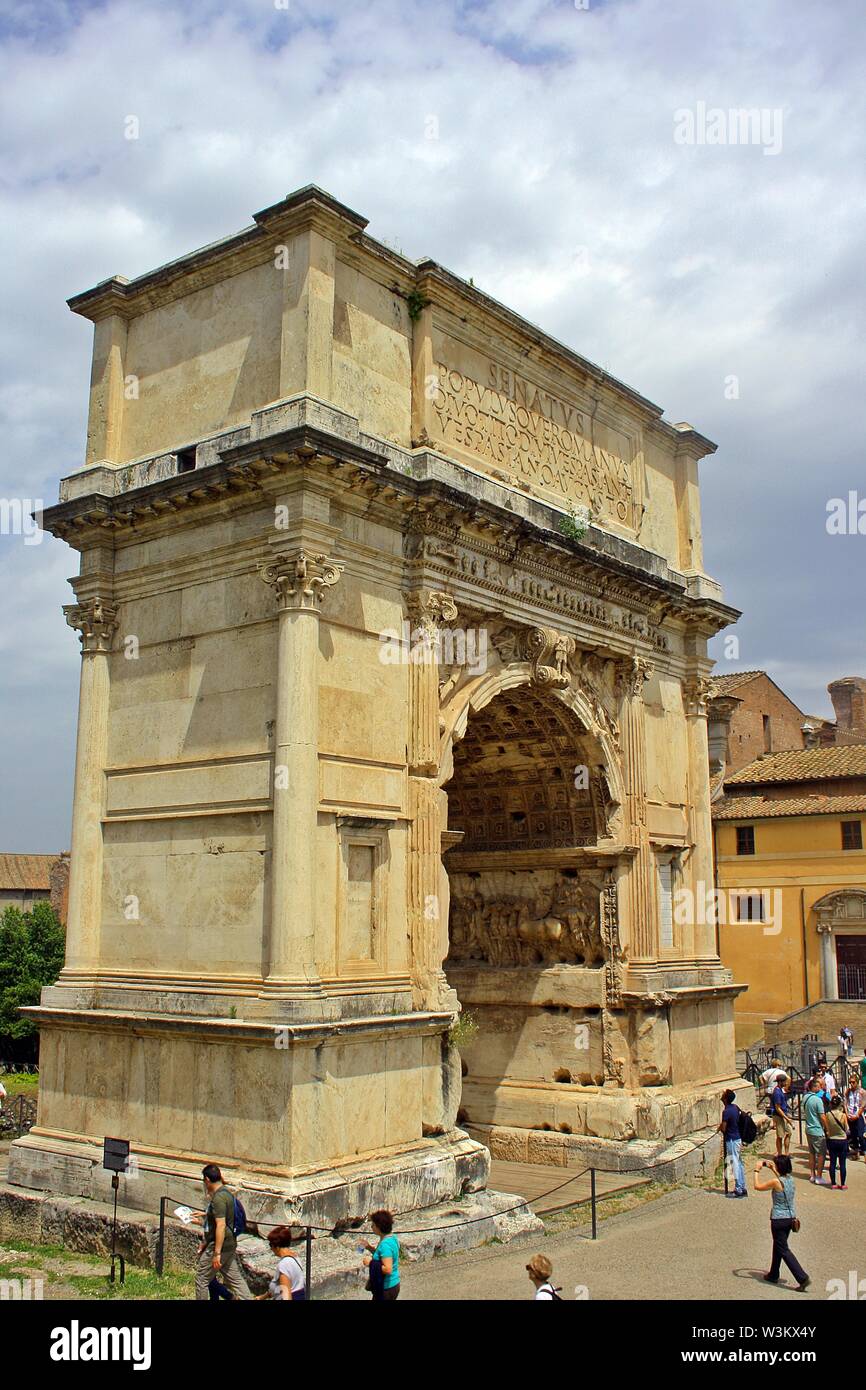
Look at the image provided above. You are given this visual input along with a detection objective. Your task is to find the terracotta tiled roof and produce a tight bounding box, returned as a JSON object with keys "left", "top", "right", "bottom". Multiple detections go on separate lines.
{"left": 713, "top": 794, "right": 866, "bottom": 821}
{"left": 707, "top": 671, "right": 765, "bottom": 696}
{"left": 725, "top": 745, "right": 866, "bottom": 786}
{"left": 0, "top": 854, "right": 57, "bottom": 891}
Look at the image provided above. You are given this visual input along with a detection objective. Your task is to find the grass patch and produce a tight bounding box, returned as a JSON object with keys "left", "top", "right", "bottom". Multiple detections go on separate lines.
{"left": 0, "top": 1238, "right": 193, "bottom": 1300}
{"left": 1, "top": 1072, "right": 39, "bottom": 1097}
{"left": 543, "top": 1177, "right": 675, "bottom": 1232}
{"left": 68, "top": 1267, "right": 193, "bottom": 1301}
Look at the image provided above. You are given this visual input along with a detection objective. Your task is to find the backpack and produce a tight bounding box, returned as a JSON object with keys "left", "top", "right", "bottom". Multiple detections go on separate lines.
{"left": 231, "top": 1193, "right": 247, "bottom": 1237}
{"left": 737, "top": 1107, "right": 758, "bottom": 1145}
{"left": 538, "top": 1282, "right": 563, "bottom": 1301}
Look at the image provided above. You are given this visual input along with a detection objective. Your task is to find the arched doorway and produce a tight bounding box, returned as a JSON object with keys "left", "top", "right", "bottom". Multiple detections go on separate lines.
{"left": 814, "top": 889, "right": 866, "bottom": 1000}
{"left": 441, "top": 680, "right": 617, "bottom": 1131}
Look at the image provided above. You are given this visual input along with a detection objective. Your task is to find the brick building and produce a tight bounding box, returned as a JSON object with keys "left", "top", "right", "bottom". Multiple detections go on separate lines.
{"left": 0, "top": 853, "right": 69, "bottom": 920}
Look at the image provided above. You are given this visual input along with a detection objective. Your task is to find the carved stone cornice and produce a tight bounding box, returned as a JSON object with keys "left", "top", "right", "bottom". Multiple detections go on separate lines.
{"left": 63, "top": 597, "right": 118, "bottom": 654}
{"left": 259, "top": 549, "right": 343, "bottom": 611}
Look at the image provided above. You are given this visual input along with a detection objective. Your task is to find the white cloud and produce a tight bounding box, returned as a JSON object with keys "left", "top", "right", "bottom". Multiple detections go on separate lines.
{"left": 1, "top": 0, "right": 865, "bottom": 845}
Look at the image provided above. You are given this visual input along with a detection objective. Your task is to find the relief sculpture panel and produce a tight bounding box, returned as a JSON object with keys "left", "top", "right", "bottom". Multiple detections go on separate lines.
{"left": 448, "top": 868, "right": 606, "bottom": 967}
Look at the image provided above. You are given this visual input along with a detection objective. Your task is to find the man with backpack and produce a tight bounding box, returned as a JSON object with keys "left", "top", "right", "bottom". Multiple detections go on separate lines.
{"left": 718, "top": 1089, "right": 748, "bottom": 1196}
{"left": 193, "top": 1163, "right": 253, "bottom": 1300}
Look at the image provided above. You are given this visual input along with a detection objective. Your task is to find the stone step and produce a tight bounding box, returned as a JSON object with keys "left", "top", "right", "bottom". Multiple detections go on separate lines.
{"left": 0, "top": 1182, "right": 542, "bottom": 1299}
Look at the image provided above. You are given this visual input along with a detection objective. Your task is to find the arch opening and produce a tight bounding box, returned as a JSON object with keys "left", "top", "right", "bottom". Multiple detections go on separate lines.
{"left": 441, "top": 682, "right": 616, "bottom": 1121}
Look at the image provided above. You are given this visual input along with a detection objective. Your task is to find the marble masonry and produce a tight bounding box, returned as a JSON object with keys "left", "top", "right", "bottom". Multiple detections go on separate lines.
{"left": 10, "top": 187, "right": 748, "bottom": 1219}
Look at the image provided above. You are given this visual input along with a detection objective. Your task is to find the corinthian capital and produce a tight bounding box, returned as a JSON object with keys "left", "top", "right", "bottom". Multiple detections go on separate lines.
{"left": 64, "top": 597, "right": 118, "bottom": 654}
{"left": 614, "top": 656, "right": 653, "bottom": 700}
{"left": 259, "top": 550, "right": 343, "bottom": 611}
{"left": 405, "top": 588, "right": 458, "bottom": 635}
{"left": 682, "top": 674, "right": 711, "bottom": 717}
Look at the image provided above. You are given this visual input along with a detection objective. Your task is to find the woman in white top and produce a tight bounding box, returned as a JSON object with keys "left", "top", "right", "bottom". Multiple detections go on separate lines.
{"left": 526, "top": 1253, "right": 561, "bottom": 1300}
{"left": 256, "top": 1226, "right": 306, "bottom": 1302}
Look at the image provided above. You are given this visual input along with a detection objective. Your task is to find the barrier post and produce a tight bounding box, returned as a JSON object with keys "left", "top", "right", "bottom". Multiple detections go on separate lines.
{"left": 156, "top": 1196, "right": 167, "bottom": 1277}
{"left": 590, "top": 1168, "right": 597, "bottom": 1240}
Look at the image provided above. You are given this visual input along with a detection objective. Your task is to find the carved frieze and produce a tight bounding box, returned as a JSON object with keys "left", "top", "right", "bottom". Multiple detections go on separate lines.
{"left": 448, "top": 868, "right": 605, "bottom": 968}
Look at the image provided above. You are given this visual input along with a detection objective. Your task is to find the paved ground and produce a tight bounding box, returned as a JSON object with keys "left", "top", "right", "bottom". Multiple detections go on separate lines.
{"left": 488, "top": 1158, "right": 648, "bottom": 1215}
{"left": 337, "top": 1139, "right": 866, "bottom": 1300}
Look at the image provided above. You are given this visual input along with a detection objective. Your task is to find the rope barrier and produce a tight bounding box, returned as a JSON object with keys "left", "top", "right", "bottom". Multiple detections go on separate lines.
{"left": 156, "top": 1126, "right": 721, "bottom": 1242}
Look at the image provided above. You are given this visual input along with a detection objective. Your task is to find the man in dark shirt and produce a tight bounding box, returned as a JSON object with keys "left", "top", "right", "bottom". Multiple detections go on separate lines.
{"left": 718, "top": 1088, "right": 747, "bottom": 1197}
{"left": 770, "top": 1074, "right": 793, "bottom": 1156}
{"left": 193, "top": 1163, "right": 252, "bottom": 1300}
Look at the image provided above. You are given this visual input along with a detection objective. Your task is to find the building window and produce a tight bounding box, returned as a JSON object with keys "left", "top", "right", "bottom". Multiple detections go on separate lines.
{"left": 762, "top": 714, "right": 771, "bottom": 752}
{"left": 736, "top": 825, "right": 755, "bottom": 856}
{"left": 842, "top": 820, "right": 863, "bottom": 851}
{"left": 657, "top": 858, "right": 674, "bottom": 949}
{"left": 735, "top": 892, "right": 766, "bottom": 922}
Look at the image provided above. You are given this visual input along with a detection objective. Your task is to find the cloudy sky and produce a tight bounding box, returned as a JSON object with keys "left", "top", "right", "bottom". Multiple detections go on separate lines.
{"left": 1, "top": 0, "right": 864, "bottom": 851}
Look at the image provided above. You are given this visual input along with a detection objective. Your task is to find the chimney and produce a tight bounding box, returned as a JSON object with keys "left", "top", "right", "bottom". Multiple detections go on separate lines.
{"left": 828, "top": 677, "right": 866, "bottom": 744}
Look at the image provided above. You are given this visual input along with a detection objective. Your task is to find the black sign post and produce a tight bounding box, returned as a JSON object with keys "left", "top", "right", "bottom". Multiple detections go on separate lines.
{"left": 102, "top": 1136, "right": 131, "bottom": 1285}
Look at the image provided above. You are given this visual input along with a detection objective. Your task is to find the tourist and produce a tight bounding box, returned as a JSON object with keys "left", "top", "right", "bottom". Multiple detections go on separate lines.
{"left": 754, "top": 1156, "right": 810, "bottom": 1291}
{"left": 526, "top": 1253, "right": 561, "bottom": 1300}
{"left": 759, "top": 1059, "right": 783, "bottom": 1097}
{"left": 255, "top": 1225, "right": 306, "bottom": 1301}
{"left": 0, "top": 1078, "right": 6, "bottom": 1115}
{"left": 192, "top": 1164, "right": 252, "bottom": 1301}
{"left": 718, "top": 1088, "right": 747, "bottom": 1197}
{"left": 803, "top": 1078, "right": 829, "bottom": 1184}
{"left": 361, "top": 1210, "right": 400, "bottom": 1300}
{"left": 769, "top": 1073, "right": 793, "bottom": 1156}
{"left": 844, "top": 1076, "right": 865, "bottom": 1159}
{"left": 822, "top": 1065, "right": 837, "bottom": 1099}
{"left": 825, "top": 1096, "right": 849, "bottom": 1189}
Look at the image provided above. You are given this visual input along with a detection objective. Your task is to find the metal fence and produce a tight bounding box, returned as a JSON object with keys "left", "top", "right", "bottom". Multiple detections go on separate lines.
{"left": 0, "top": 1093, "right": 36, "bottom": 1138}
{"left": 838, "top": 964, "right": 866, "bottom": 1001}
{"left": 742, "top": 1038, "right": 855, "bottom": 1093}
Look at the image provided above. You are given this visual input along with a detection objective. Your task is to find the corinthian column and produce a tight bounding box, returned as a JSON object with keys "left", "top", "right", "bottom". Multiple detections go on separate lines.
{"left": 405, "top": 589, "right": 457, "bottom": 1008}
{"left": 260, "top": 550, "right": 343, "bottom": 986}
{"left": 406, "top": 589, "right": 458, "bottom": 776}
{"left": 615, "top": 656, "right": 654, "bottom": 960}
{"left": 683, "top": 674, "right": 715, "bottom": 959}
{"left": 62, "top": 597, "right": 118, "bottom": 975}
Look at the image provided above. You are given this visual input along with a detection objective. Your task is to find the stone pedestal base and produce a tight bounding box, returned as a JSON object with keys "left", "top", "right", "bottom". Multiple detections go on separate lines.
{"left": 460, "top": 1075, "right": 755, "bottom": 1145}
{"left": 8, "top": 1129, "right": 489, "bottom": 1230}
{"left": 10, "top": 1003, "right": 480, "bottom": 1228}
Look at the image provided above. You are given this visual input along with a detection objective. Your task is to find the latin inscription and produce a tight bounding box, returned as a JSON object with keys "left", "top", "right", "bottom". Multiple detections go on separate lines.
{"left": 430, "top": 359, "right": 638, "bottom": 526}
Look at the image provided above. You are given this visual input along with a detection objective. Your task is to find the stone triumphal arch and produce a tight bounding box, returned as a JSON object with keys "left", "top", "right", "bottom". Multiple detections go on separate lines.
{"left": 11, "top": 188, "right": 748, "bottom": 1222}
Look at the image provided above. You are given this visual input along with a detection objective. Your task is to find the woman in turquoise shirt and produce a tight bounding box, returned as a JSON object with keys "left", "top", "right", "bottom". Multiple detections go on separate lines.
{"left": 362, "top": 1210, "right": 400, "bottom": 1301}
{"left": 754, "top": 1155, "right": 810, "bottom": 1291}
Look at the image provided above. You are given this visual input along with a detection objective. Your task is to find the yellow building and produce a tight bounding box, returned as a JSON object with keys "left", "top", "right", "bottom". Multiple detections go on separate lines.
{"left": 714, "top": 746, "right": 866, "bottom": 1046}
